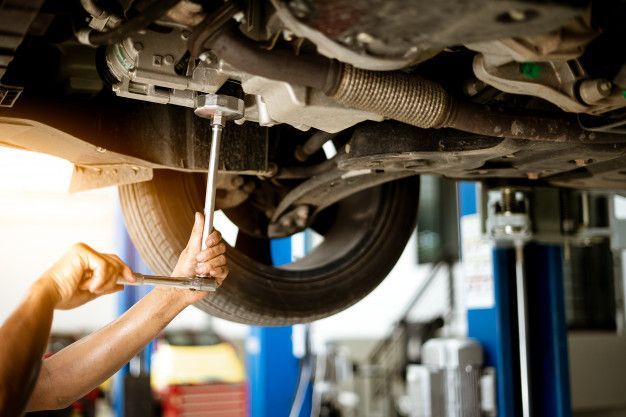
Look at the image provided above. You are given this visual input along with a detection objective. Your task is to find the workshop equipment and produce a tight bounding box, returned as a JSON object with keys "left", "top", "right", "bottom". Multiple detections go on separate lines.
{"left": 117, "top": 93, "right": 244, "bottom": 292}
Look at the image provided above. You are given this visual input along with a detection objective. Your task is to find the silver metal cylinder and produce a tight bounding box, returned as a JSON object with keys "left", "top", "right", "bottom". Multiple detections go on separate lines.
{"left": 201, "top": 121, "right": 223, "bottom": 251}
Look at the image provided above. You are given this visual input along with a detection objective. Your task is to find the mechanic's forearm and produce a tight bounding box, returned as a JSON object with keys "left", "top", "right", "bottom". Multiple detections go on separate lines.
{"left": 26, "top": 288, "right": 189, "bottom": 411}
{"left": 0, "top": 279, "right": 58, "bottom": 417}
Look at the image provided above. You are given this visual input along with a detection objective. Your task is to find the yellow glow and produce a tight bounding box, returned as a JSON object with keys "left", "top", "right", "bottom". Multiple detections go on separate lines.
{"left": 0, "top": 148, "right": 73, "bottom": 193}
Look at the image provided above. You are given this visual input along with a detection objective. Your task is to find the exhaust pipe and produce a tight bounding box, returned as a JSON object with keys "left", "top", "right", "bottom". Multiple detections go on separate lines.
{"left": 198, "top": 23, "right": 623, "bottom": 144}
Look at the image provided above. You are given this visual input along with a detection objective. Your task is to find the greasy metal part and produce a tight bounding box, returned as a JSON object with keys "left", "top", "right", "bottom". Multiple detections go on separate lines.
{"left": 271, "top": 0, "right": 584, "bottom": 71}
{"left": 340, "top": 121, "right": 626, "bottom": 187}
{"left": 472, "top": 56, "right": 624, "bottom": 115}
{"left": 205, "top": 24, "right": 342, "bottom": 92}
{"left": 579, "top": 79, "right": 613, "bottom": 105}
{"left": 443, "top": 100, "right": 626, "bottom": 144}
{"left": 194, "top": 94, "right": 245, "bottom": 121}
{"left": 332, "top": 65, "right": 451, "bottom": 129}
{"left": 162, "top": 0, "right": 205, "bottom": 28}
{"left": 79, "top": 0, "right": 181, "bottom": 46}
{"left": 270, "top": 0, "right": 435, "bottom": 71}
{"left": 202, "top": 22, "right": 625, "bottom": 142}
{"left": 80, "top": 0, "right": 121, "bottom": 31}
{"left": 105, "top": 28, "right": 229, "bottom": 107}
{"left": 329, "top": 64, "right": 625, "bottom": 141}
{"left": 473, "top": 56, "right": 586, "bottom": 113}
{"left": 295, "top": 131, "right": 337, "bottom": 161}
{"left": 186, "top": 2, "right": 242, "bottom": 58}
{"left": 119, "top": 272, "right": 218, "bottom": 292}
{"left": 466, "top": 13, "right": 596, "bottom": 65}
{"left": 193, "top": 93, "right": 245, "bottom": 248}
{"left": 466, "top": 14, "right": 626, "bottom": 115}
{"left": 242, "top": 75, "right": 382, "bottom": 132}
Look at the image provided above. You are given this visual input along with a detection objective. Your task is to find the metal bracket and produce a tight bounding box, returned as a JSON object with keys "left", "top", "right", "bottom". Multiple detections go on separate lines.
{"left": 485, "top": 187, "right": 532, "bottom": 243}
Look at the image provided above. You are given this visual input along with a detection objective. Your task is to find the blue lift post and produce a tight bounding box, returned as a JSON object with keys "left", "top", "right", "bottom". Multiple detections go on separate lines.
{"left": 246, "top": 236, "right": 312, "bottom": 417}
{"left": 460, "top": 182, "right": 571, "bottom": 417}
{"left": 113, "top": 204, "right": 154, "bottom": 417}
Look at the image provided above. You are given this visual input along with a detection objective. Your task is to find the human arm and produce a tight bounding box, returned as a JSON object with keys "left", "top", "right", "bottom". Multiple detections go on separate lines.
{"left": 26, "top": 213, "right": 228, "bottom": 411}
{"left": 0, "top": 244, "right": 135, "bottom": 416}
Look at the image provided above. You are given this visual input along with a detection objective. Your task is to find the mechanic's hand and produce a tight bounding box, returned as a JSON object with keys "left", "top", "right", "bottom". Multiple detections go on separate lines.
{"left": 39, "top": 243, "right": 135, "bottom": 310}
{"left": 170, "top": 212, "right": 229, "bottom": 303}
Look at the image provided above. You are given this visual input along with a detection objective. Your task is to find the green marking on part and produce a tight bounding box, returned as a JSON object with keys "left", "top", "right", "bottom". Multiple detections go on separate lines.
{"left": 519, "top": 62, "right": 541, "bottom": 79}
{"left": 622, "top": 90, "right": 626, "bottom": 99}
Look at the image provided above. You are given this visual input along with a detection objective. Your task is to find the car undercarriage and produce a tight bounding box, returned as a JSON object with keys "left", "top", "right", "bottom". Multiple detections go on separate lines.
{"left": 2, "top": 0, "right": 626, "bottom": 324}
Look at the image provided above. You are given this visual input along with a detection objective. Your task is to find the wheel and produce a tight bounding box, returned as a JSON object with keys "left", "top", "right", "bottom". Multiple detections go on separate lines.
{"left": 118, "top": 170, "right": 419, "bottom": 325}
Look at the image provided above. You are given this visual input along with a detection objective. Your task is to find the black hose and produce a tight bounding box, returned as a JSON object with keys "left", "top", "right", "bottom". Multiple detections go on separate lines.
{"left": 205, "top": 25, "right": 342, "bottom": 92}
{"left": 87, "top": 0, "right": 180, "bottom": 46}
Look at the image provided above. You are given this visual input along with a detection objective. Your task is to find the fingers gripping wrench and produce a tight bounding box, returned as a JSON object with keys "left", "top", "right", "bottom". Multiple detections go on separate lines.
{"left": 118, "top": 94, "right": 244, "bottom": 292}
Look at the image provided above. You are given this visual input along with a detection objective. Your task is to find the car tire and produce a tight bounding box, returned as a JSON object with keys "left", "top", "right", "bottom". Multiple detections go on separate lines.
{"left": 119, "top": 170, "right": 419, "bottom": 325}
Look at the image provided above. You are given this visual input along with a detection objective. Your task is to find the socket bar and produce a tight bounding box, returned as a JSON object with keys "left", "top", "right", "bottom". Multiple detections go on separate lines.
{"left": 118, "top": 272, "right": 218, "bottom": 292}
{"left": 201, "top": 120, "right": 223, "bottom": 251}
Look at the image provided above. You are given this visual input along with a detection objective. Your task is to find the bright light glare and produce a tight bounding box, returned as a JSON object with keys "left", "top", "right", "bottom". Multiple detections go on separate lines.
{"left": 0, "top": 148, "right": 73, "bottom": 193}
{"left": 213, "top": 210, "right": 238, "bottom": 246}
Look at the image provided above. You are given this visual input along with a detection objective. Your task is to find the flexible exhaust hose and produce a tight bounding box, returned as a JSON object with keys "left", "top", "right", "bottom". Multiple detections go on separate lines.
{"left": 201, "top": 26, "right": 623, "bottom": 143}
{"left": 333, "top": 65, "right": 622, "bottom": 143}
{"left": 332, "top": 65, "right": 451, "bottom": 129}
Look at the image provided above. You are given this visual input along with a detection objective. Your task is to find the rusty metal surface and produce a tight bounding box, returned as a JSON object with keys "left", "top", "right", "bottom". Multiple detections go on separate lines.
{"left": 287, "top": 0, "right": 584, "bottom": 64}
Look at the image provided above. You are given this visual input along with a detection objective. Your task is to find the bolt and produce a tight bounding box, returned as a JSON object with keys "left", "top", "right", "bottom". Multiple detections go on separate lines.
{"left": 95, "top": 146, "right": 107, "bottom": 153}
{"left": 580, "top": 79, "right": 612, "bottom": 104}
{"left": 345, "top": 144, "right": 351, "bottom": 154}
{"left": 295, "top": 205, "right": 308, "bottom": 219}
{"left": 133, "top": 42, "right": 144, "bottom": 51}
{"left": 163, "top": 55, "right": 175, "bottom": 65}
{"left": 501, "top": 188, "right": 514, "bottom": 213}
{"left": 152, "top": 55, "right": 163, "bottom": 66}
{"left": 288, "top": 0, "right": 311, "bottom": 19}
{"left": 508, "top": 9, "right": 527, "bottom": 21}
{"left": 283, "top": 30, "right": 295, "bottom": 41}
{"left": 280, "top": 217, "right": 293, "bottom": 228}
{"left": 463, "top": 79, "right": 486, "bottom": 97}
{"left": 571, "top": 158, "right": 593, "bottom": 167}
{"left": 181, "top": 30, "right": 191, "bottom": 40}
{"left": 198, "top": 52, "right": 212, "bottom": 64}
{"left": 356, "top": 32, "right": 374, "bottom": 44}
